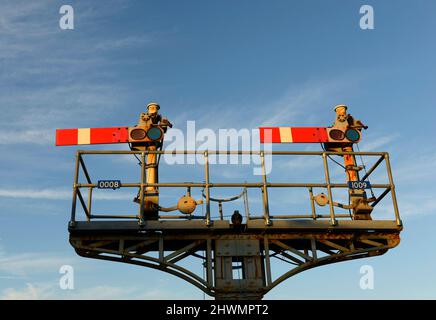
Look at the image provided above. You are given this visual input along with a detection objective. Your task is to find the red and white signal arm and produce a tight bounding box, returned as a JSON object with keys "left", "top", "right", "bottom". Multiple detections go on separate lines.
{"left": 259, "top": 127, "right": 361, "bottom": 144}
{"left": 56, "top": 126, "right": 165, "bottom": 146}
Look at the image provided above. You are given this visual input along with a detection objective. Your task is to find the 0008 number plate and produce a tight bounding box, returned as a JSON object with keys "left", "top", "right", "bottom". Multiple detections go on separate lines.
{"left": 97, "top": 180, "right": 121, "bottom": 189}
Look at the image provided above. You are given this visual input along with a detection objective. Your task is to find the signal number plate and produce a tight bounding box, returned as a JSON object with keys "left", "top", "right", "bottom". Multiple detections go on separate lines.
{"left": 97, "top": 180, "right": 121, "bottom": 190}
{"left": 348, "top": 181, "right": 371, "bottom": 190}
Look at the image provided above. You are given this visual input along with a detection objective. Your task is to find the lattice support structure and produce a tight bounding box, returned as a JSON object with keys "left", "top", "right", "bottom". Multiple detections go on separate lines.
{"left": 69, "top": 220, "right": 401, "bottom": 300}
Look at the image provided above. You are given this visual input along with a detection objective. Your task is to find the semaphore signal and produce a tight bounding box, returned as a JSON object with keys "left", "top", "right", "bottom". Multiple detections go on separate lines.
{"left": 56, "top": 101, "right": 402, "bottom": 299}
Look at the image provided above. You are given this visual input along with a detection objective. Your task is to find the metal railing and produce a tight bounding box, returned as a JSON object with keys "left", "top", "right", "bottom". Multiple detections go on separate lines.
{"left": 69, "top": 150, "right": 402, "bottom": 227}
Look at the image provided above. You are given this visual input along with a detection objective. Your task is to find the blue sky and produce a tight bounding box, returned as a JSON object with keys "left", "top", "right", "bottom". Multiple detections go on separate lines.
{"left": 0, "top": 0, "right": 436, "bottom": 299}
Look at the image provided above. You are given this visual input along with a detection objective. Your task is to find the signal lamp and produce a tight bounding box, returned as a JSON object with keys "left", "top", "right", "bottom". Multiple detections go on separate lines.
{"left": 146, "top": 126, "right": 163, "bottom": 141}
{"left": 329, "top": 129, "right": 345, "bottom": 141}
{"left": 130, "top": 128, "right": 147, "bottom": 140}
{"left": 345, "top": 128, "right": 360, "bottom": 142}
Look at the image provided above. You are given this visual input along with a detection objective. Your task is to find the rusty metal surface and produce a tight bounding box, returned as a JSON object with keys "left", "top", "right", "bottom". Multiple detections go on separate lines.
{"left": 69, "top": 229, "right": 400, "bottom": 299}
{"left": 69, "top": 219, "right": 402, "bottom": 232}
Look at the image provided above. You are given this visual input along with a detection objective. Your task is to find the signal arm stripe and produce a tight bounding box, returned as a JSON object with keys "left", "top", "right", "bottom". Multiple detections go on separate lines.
{"left": 279, "top": 127, "right": 293, "bottom": 143}
{"left": 77, "top": 128, "right": 91, "bottom": 145}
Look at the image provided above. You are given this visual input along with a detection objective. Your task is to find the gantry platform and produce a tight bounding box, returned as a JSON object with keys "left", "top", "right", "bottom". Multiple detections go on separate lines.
{"left": 68, "top": 150, "right": 402, "bottom": 299}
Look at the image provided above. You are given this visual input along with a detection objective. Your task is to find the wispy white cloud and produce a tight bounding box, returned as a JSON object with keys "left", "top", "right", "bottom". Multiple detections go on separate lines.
{"left": 0, "top": 83, "right": 128, "bottom": 124}
{"left": 0, "top": 129, "right": 53, "bottom": 145}
{"left": 66, "top": 285, "right": 139, "bottom": 300}
{"left": 0, "top": 282, "right": 197, "bottom": 300}
{"left": 1, "top": 283, "right": 44, "bottom": 300}
{"left": 396, "top": 195, "right": 436, "bottom": 218}
{"left": 276, "top": 155, "right": 323, "bottom": 171}
{"left": 361, "top": 147, "right": 436, "bottom": 220}
{"left": 0, "top": 0, "right": 139, "bottom": 41}
{"left": 0, "top": 252, "right": 74, "bottom": 277}
{"left": 0, "top": 83, "right": 133, "bottom": 147}
{"left": 252, "top": 78, "right": 356, "bottom": 128}
{"left": 0, "top": 0, "right": 56, "bottom": 38}
{"left": 358, "top": 133, "right": 399, "bottom": 152}
{"left": 394, "top": 150, "right": 436, "bottom": 186}
{"left": 373, "top": 193, "right": 436, "bottom": 220}
{"left": 167, "top": 76, "right": 357, "bottom": 133}
{"left": 0, "top": 283, "right": 138, "bottom": 300}
{"left": 151, "top": 76, "right": 359, "bottom": 157}
{"left": 0, "top": 2, "right": 157, "bottom": 147}
{"left": 0, "top": 188, "right": 133, "bottom": 200}
{"left": 93, "top": 35, "right": 153, "bottom": 51}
